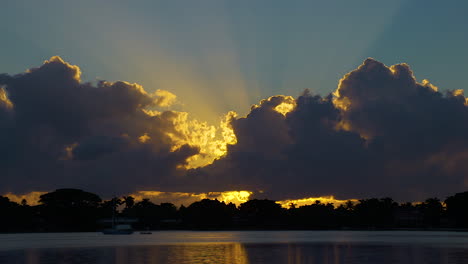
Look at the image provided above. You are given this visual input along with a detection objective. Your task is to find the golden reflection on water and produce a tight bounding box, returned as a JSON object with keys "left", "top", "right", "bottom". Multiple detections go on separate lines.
{"left": 113, "top": 243, "right": 248, "bottom": 264}
{"left": 25, "top": 249, "right": 38, "bottom": 264}
{"left": 18, "top": 240, "right": 468, "bottom": 264}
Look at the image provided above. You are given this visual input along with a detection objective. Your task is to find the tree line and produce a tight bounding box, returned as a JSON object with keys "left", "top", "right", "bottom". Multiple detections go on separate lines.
{"left": 1, "top": 188, "right": 468, "bottom": 232}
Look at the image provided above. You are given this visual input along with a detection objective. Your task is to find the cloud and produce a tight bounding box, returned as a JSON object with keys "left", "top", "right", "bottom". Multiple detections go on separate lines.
{"left": 192, "top": 92, "right": 368, "bottom": 199}
{"left": 193, "top": 59, "right": 468, "bottom": 201}
{"left": 0, "top": 56, "right": 210, "bottom": 196}
{"left": 2, "top": 57, "right": 468, "bottom": 202}
{"left": 331, "top": 59, "right": 468, "bottom": 198}
{"left": 153, "top": 89, "right": 177, "bottom": 107}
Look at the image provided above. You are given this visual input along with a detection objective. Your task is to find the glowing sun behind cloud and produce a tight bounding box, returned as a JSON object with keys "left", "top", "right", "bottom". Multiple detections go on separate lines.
{"left": 4, "top": 190, "right": 357, "bottom": 209}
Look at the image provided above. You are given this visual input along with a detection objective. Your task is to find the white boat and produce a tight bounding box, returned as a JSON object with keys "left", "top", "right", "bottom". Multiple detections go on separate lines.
{"left": 101, "top": 198, "right": 135, "bottom": 235}
{"left": 103, "top": 224, "right": 134, "bottom": 235}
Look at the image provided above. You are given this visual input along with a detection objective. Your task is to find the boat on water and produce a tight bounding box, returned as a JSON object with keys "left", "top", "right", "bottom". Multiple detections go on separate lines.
{"left": 101, "top": 198, "right": 137, "bottom": 235}
{"left": 103, "top": 224, "right": 134, "bottom": 235}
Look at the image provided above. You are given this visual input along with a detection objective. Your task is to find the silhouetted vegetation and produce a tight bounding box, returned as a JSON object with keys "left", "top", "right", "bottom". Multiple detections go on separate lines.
{"left": 3, "top": 189, "right": 468, "bottom": 232}
{"left": 38, "top": 189, "right": 102, "bottom": 231}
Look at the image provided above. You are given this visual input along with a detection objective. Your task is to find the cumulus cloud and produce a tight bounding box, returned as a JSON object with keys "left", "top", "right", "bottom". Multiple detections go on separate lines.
{"left": 153, "top": 89, "right": 177, "bottom": 107}
{"left": 193, "top": 58, "right": 468, "bottom": 201}
{"left": 0, "top": 56, "right": 205, "bottom": 196}
{"left": 2, "top": 57, "right": 468, "bottom": 202}
{"left": 191, "top": 92, "right": 368, "bottom": 199}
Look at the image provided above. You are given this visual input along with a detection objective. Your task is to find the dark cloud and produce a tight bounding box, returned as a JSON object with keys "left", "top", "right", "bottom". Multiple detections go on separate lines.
{"left": 191, "top": 92, "right": 369, "bottom": 199}
{"left": 1, "top": 57, "right": 468, "bottom": 201}
{"left": 334, "top": 59, "right": 468, "bottom": 199}
{"left": 0, "top": 56, "right": 198, "bottom": 196}
{"left": 194, "top": 59, "right": 468, "bottom": 201}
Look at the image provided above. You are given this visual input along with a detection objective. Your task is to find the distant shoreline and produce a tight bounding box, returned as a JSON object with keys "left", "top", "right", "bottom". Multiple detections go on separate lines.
{"left": 3, "top": 189, "right": 468, "bottom": 233}
{"left": 2, "top": 228, "right": 468, "bottom": 234}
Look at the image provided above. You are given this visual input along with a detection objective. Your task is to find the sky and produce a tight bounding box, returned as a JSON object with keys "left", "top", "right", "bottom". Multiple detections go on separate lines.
{"left": 2, "top": 1, "right": 468, "bottom": 122}
{"left": 1, "top": 1, "right": 468, "bottom": 204}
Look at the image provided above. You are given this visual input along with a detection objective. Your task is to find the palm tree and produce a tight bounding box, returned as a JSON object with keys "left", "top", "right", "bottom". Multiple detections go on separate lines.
{"left": 122, "top": 196, "right": 135, "bottom": 209}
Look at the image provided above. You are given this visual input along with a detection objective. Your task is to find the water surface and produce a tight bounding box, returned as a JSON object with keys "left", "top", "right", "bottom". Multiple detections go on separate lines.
{"left": 1, "top": 231, "right": 468, "bottom": 263}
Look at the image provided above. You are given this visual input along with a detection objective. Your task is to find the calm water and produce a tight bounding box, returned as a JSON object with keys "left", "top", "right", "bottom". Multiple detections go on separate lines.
{"left": 1, "top": 231, "right": 468, "bottom": 263}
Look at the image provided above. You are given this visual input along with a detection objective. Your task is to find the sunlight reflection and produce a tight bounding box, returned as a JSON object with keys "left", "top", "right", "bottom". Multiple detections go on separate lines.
{"left": 25, "top": 249, "right": 39, "bottom": 264}
{"left": 112, "top": 243, "right": 248, "bottom": 264}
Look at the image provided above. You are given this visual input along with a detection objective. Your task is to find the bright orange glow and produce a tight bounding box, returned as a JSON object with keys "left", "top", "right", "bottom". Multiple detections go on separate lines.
{"left": 218, "top": 191, "right": 252, "bottom": 204}
{"left": 2, "top": 190, "right": 250, "bottom": 206}
{"left": 0, "top": 87, "right": 13, "bottom": 109}
{"left": 4, "top": 191, "right": 47, "bottom": 206}
{"left": 161, "top": 110, "right": 238, "bottom": 169}
{"left": 421, "top": 79, "right": 438, "bottom": 92}
{"left": 4, "top": 191, "right": 361, "bottom": 209}
{"left": 449, "top": 89, "right": 468, "bottom": 106}
{"left": 220, "top": 111, "right": 238, "bottom": 146}
{"left": 277, "top": 196, "right": 358, "bottom": 208}
{"left": 453, "top": 89, "right": 464, "bottom": 96}
{"left": 274, "top": 96, "right": 296, "bottom": 116}
{"left": 130, "top": 190, "right": 253, "bottom": 206}
{"left": 138, "top": 133, "right": 151, "bottom": 143}
{"left": 177, "top": 243, "right": 248, "bottom": 264}
{"left": 141, "top": 95, "right": 299, "bottom": 169}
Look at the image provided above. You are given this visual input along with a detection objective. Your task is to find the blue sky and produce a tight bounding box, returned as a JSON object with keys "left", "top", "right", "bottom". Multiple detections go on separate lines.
{"left": 1, "top": 0, "right": 467, "bottom": 123}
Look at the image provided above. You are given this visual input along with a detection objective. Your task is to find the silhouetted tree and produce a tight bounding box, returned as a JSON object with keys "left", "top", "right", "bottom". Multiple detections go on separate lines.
{"left": 418, "top": 198, "right": 444, "bottom": 227}
{"left": 238, "top": 199, "right": 285, "bottom": 228}
{"left": 354, "top": 198, "right": 397, "bottom": 228}
{"left": 99, "top": 197, "right": 123, "bottom": 219}
{"left": 5, "top": 189, "right": 468, "bottom": 232}
{"left": 39, "top": 189, "right": 102, "bottom": 231}
{"left": 0, "top": 196, "right": 33, "bottom": 232}
{"left": 183, "top": 199, "right": 236, "bottom": 229}
{"left": 132, "top": 198, "right": 160, "bottom": 229}
{"left": 159, "top": 203, "right": 178, "bottom": 219}
{"left": 288, "top": 201, "right": 337, "bottom": 229}
{"left": 122, "top": 196, "right": 135, "bottom": 209}
{"left": 445, "top": 191, "right": 468, "bottom": 228}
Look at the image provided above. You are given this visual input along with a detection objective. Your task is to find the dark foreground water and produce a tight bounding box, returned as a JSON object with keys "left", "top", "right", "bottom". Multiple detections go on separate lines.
{"left": 1, "top": 231, "right": 468, "bottom": 264}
